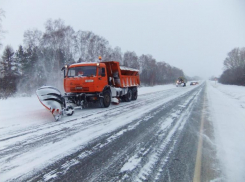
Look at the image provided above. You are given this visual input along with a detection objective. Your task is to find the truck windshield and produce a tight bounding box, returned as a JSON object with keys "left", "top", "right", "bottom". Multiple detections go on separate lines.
{"left": 67, "top": 66, "right": 97, "bottom": 77}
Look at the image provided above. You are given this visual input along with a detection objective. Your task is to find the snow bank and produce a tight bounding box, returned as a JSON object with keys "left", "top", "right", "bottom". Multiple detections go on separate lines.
{"left": 138, "top": 84, "right": 175, "bottom": 95}
{"left": 0, "top": 96, "right": 51, "bottom": 129}
{"left": 207, "top": 81, "right": 245, "bottom": 182}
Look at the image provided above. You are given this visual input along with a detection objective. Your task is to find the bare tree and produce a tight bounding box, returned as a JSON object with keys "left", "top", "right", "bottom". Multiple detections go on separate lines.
{"left": 0, "top": 9, "right": 6, "bottom": 49}
{"left": 223, "top": 48, "right": 243, "bottom": 70}
{"left": 106, "top": 46, "right": 123, "bottom": 64}
{"left": 75, "top": 31, "right": 109, "bottom": 62}
{"left": 41, "top": 19, "right": 76, "bottom": 88}
{"left": 220, "top": 47, "right": 245, "bottom": 85}
{"left": 138, "top": 54, "right": 156, "bottom": 85}
{"left": 123, "top": 51, "right": 139, "bottom": 69}
{"left": 42, "top": 19, "right": 66, "bottom": 49}
{"left": 23, "top": 29, "right": 42, "bottom": 49}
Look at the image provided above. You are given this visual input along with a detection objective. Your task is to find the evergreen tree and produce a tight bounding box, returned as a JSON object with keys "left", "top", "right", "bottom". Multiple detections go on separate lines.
{"left": 1, "top": 45, "right": 19, "bottom": 77}
{"left": 15, "top": 45, "right": 25, "bottom": 75}
{"left": 17, "top": 46, "right": 42, "bottom": 95}
{"left": 0, "top": 45, "right": 19, "bottom": 98}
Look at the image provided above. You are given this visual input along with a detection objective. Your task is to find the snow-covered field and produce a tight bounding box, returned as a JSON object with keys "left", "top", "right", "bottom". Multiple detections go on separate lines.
{"left": 0, "top": 84, "right": 175, "bottom": 129}
{"left": 1, "top": 81, "right": 245, "bottom": 181}
{"left": 207, "top": 81, "right": 245, "bottom": 182}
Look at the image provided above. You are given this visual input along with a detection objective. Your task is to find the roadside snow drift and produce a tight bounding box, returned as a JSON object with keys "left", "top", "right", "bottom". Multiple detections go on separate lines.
{"left": 207, "top": 81, "right": 245, "bottom": 182}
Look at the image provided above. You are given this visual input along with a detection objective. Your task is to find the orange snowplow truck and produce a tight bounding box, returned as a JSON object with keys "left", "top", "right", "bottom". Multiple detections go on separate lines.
{"left": 36, "top": 61, "right": 140, "bottom": 121}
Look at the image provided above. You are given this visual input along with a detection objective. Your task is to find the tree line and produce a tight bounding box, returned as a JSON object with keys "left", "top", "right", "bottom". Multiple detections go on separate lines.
{"left": 219, "top": 47, "right": 245, "bottom": 85}
{"left": 0, "top": 19, "right": 185, "bottom": 99}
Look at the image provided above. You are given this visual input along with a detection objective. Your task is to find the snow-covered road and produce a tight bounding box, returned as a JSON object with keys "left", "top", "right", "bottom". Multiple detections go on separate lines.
{"left": 1, "top": 81, "right": 245, "bottom": 182}
{"left": 0, "top": 83, "right": 205, "bottom": 181}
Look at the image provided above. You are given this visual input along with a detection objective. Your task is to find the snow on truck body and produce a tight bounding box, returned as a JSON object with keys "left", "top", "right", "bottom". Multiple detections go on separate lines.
{"left": 36, "top": 61, "right": 140, "bottom": 121}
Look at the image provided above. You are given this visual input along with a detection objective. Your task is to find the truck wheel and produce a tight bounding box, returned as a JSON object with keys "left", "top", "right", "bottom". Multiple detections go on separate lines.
{"left": 100, "top": 90, "right": 111, "bottom": 108}
{"left": 125, "top": 89, "right": 132, "bottom": 102}
{"left": 132, "top": 87, "right": 138, "bottom": 100}
{"left": 65, "top": 105, "right": 74, "bottom": 116}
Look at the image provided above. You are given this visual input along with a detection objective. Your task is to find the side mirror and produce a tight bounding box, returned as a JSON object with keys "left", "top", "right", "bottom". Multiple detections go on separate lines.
{"left": 101, "top": 73, "right": 106, "bottom": 77}
{"left": 61, "top": 65, "right": 68, "bottom": 78}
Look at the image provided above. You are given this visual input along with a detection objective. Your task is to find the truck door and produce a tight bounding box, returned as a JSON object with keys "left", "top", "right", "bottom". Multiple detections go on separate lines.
{"left": 97, "top": 67, "right": 108, "bottom": 91}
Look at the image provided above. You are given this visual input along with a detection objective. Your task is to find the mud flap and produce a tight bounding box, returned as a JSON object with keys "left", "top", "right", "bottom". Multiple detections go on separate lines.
{"left": 36, "top": 86, "right": 64, "bottom": 121}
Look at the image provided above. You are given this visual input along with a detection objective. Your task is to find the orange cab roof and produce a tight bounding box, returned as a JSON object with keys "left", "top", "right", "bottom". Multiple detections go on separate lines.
{"left": 69, "top": 62, "right": 101, "bottom": 68}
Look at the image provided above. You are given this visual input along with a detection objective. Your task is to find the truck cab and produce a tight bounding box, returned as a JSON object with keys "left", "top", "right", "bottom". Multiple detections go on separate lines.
{"left": 64, "top": 62, "right": 108, "bottom": 93}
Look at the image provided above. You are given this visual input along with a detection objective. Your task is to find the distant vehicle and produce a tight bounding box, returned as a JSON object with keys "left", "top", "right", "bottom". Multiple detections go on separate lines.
{"left": 190, "top": 81, "right": 199, "bottom": 85}
{"left": 176, "top": 77, "right": 186, "bottom": 87}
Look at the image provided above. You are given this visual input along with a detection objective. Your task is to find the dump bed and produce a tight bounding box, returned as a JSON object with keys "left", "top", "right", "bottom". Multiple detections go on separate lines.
{"left": 102, "top": 61, "right": 140, "bottom": 88}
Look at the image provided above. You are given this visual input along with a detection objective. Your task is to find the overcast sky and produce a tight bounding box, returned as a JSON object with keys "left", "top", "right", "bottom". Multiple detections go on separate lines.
{"left": 1, "top": 0, "right": 245, "bottom": 79}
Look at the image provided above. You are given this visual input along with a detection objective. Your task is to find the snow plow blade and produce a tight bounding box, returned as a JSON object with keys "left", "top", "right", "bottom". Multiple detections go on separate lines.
{"left": 36, "top": 86, "right": 64, "bottom": 121}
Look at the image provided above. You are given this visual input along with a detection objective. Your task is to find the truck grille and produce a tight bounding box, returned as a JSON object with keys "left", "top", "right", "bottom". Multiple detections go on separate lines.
{"left": 70, "top": 87, "right": 89, "bottom": 92}
{"left": 82, "top": 87, "right": 89, "bottom": 91}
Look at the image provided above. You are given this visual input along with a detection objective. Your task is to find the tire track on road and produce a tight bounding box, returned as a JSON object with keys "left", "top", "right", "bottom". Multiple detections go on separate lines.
{"left": 28, "top": 85, "right": 205, "bottom": 182}
{"left": 0, "top": 84, "right": 204, "bottom": 182}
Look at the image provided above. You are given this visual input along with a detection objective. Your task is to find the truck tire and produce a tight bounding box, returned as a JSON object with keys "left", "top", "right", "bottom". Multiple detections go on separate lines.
{"left": 124, "top": 88, "right": 132, "bottom": 102}
{"left": 132, "top": 87, "right": 138, "bottom": 100}
{"left": 100, "top": 90, "right": 111, "bottom": 108}
{"left": 65, "top": 105, "right": 74, "bottom": 116}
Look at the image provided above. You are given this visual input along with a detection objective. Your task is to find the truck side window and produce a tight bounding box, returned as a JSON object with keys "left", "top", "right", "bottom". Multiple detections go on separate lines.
{"left": 99, "top": 68, "right": 105, "bottom": 76}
